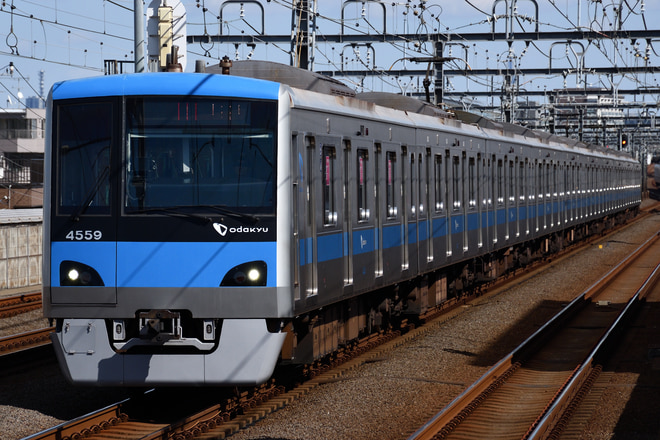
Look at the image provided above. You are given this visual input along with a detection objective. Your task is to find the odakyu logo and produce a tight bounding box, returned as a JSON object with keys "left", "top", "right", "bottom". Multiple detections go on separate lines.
{"left": 213, "top": 223, "right": 269, "bottom": 237}
{"left": 213, "top": 223, "right": 228, "bottom": 236}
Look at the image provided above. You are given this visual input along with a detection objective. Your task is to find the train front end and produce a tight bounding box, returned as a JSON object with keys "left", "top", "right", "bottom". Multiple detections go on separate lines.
{"left": 43, "top": 73, "right": 292, "bottom": 386}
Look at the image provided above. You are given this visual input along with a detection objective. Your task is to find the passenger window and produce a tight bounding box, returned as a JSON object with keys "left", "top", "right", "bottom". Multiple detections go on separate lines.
{"left": 497, "top": 159, "right": 504, "bottom": 205}
{"left": 452, "top": 156, "right": 461, "bottom": 210}
{"left": 434, "top": 155, "right": 444, "bottom": 212}
{"left": 509, "top": 160, "right": 516, "bottom": 204}
{"left": 386, "top": 152, "right": 397, "bottom": 218}
{"left": 410, "top": 153, "right": 417, "bottom": 218}
{"left": 519, "top": 161, "right": 526, "bottom": 202}
{"left": 357, "top": 149, "right": 370, "bottom": 222}
{"left": 468, "top": 157, "right": 476, "bottom": 209}
{"left": 322, "top": 146, "right": 337, "bottom": 226}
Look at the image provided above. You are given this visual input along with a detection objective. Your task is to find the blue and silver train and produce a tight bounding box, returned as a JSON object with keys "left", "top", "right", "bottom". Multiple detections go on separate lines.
{"left": 43, "top": 61, "right": 641, "bottom": 386}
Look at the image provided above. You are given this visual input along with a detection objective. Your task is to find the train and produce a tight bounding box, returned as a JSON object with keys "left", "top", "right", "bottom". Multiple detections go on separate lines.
{"left": 43, "top": 60, "right": 641, "bottom": 386}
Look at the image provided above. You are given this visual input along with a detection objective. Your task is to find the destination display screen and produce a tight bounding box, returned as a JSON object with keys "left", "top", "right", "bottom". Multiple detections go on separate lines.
{"left": 129, "top": 98, "right": 265, "bottom": 127}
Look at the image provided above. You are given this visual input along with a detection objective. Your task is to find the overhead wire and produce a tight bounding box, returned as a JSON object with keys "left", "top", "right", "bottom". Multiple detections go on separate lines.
{"left": 0, "top": 0, "right": 133, "bottom": 76}
{"left": 11, "top": 64, "right": 44, "bottom": 107}
{"left": 0, "top": 3, "right": 132, "bottom": 43}
{"left": 0, "top": 68, "right": 45, "bottom": 155}
{"left": 0, "top": 0, "right": 656, "bottom": 110}
{"left": 162, "top": 1, "right": 660, "bottom": 106}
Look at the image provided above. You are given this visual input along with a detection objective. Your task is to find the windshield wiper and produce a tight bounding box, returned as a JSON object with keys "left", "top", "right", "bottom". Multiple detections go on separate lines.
{"left": 125, "top": 205, "right": 258, "bottom": 225}
{"left": 195, "top": 205, "right": 259, "bottom": 225}
{"left": 125, "top": 207, "right": 211, "bottom": 225}
{"left": 70, "top": 166, "right": 110, "bottom": 222}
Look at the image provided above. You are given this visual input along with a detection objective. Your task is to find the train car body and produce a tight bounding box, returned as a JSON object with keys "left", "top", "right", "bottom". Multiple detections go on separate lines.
{"left": 43, "top": 63, "right": 641, "bottom": 386}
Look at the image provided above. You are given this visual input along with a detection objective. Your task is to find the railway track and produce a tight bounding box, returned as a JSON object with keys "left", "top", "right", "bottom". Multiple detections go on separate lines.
{"left": 0, "top": 291, "right": 52, "bottom": 355}
{"left": 0, "top": 327, "right": 53, "bottom": 355}
{"left": 0, "top": 291, "right": 42, "bottom": 318}
{"left": 409, "top": 229, "right": 660, "bottom": 440}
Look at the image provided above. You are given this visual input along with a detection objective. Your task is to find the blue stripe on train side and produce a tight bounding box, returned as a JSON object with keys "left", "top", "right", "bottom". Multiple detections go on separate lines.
{"left": 418, "top": 220, "right": 429, "bottom": 242}
{"left": 353, "top": 229, "right": 376, "bottom": 255}
{"left": 451, "top": 215, "right": 464, "bottom": 234}
{"left": 496, "top": 208, "right": 506, "bottom": 226}
{"left": 51, "top": 73, "right": 280, "bottom": 101}
{"left": 486, "top": 210, "right": 495, "bottom": 228}
{"left": 432, "top": 217, "right": 448, "bottom": 238}
{"left": 467, "top": 212, "right": 479, "bottom": 231}
{"left": 408, "top": 223, "right": 418, "bottom": 244}
{"left": 508, "top": 207, "right": 517, "bottom": 222}
{"left": 317, "top": 233, "right": 343, "bottom": 262}
{"left": 383, "top": 224, "right": 403, "bottom": 248}
{"left": 301, "top": 193, "right": 636, "bottom": 268}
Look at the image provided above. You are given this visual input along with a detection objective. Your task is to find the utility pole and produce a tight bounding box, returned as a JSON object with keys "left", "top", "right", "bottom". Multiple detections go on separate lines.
{"left": 292, "top": 0, "right": 315, "bottom": 70}
{"left": 434, "top": 41, "right": 444, "bottom": 106}
{"left": 134, "top": 0, "right": 145, "bottom": 72}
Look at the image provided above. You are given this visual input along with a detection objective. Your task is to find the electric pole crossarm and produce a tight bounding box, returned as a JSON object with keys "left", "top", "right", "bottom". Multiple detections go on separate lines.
{"left": 187, "top": 29, "right": 660, "bottom": 45}
{"left": 316, "top": 66, "right": 660, "bottom": 78}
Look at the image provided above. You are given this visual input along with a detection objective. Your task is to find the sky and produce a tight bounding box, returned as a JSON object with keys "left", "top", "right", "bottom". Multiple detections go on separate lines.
{"left": 0, "top": 0, "right": 658, "bottom": 112}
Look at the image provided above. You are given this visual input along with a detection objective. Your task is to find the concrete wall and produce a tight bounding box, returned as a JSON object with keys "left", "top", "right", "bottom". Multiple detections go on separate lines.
{"left": 0, "top": 222, "right": 42, "bottom": 289}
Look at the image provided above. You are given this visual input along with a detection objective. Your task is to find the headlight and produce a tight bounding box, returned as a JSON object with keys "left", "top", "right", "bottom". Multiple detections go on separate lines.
{"left": 221, "top": 261, "right": 267, "bottom": 286}
{"left": 59, "top": 260, "right": 105, "bottom": 286}
{"left": 67, "top": 268, "right": 80, "bottom": 282}
{"left": 247, "top": 268, "right": 261, "bottom": 282}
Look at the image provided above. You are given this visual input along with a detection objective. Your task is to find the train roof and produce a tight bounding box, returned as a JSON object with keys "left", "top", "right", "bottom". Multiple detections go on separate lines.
{"left": 284, "top": 85, "right": 636, "bottom": 163}
{"left": 451, "top": 109, "right": 634, "bottom": 161}
{"left": 49, "top": 61, "right": 635, "bottom": 165}
{"left": 356, "top": 92, "right": 452, "bottom": 118}
{"left": 205, "top": 60, "right": 356, "bottom": 98}
{"left": 207, "top": 60, "right": 452, "bottom": 118}
{"left": 211, "top": 60, "right": 634, "bottom": 162}
{"left": 50, "top": 72, "right": 280, "bottom": 101}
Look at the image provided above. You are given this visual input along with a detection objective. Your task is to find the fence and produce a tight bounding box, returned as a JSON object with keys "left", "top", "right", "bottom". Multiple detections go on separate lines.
{"left": 0, "top": 220, "right": 42, "bottom": 290}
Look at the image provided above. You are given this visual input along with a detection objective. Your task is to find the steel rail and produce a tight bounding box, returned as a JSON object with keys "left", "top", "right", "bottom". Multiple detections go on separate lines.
{"left": 408, "top": 229, "right": 660, "bottom": 440}
{"left": 0, "top": 291, "right": 42, "bottom": 318}
{"left": 527, "top": 252, "right": 660, "bottom": 439}
{"left": 25, "top": 401, "right": 130, "bottom": 440}
{"left": 0, "top": 327, "right": 53, "bottom": 355}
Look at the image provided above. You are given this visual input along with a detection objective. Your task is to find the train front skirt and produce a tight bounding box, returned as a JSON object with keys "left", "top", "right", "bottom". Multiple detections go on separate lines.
{"left": 50, "top": 318, "right": 286, "bottom": 386}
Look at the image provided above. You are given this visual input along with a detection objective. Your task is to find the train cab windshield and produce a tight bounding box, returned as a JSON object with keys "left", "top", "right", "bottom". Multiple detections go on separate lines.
{"left": 125, "top": 97, "right": 277, "bottom": 215}
{"left": 55, "top": 96, "right": 277, "bottom": 218}
{"left": 56, "top": 101, "right": 113, "bottom": 217}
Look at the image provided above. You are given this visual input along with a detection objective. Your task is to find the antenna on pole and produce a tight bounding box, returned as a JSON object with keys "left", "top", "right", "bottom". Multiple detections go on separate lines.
{"left": 292, "top": 0, "right": 315, "bottom": 70}
{"left": 147, "top": 0, "right": 187, "bottom": 71}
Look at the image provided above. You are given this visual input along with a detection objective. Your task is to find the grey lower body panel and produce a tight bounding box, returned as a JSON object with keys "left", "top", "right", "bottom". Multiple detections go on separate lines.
{"left": 47, "top": 286, "right": 294, "bottom": 319}
{"left": 51, "top": 318, "right": 286, "bottom": 386}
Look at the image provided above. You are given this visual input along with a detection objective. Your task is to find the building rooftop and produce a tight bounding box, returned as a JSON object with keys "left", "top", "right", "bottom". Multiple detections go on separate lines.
{"left": 0, "top": 208, "right": 42, "bottom": 224}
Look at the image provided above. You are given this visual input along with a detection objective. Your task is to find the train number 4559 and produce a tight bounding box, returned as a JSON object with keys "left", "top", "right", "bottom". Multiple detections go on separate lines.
{"left": 65, "top": 230, "right": 103, "bottom": 241}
